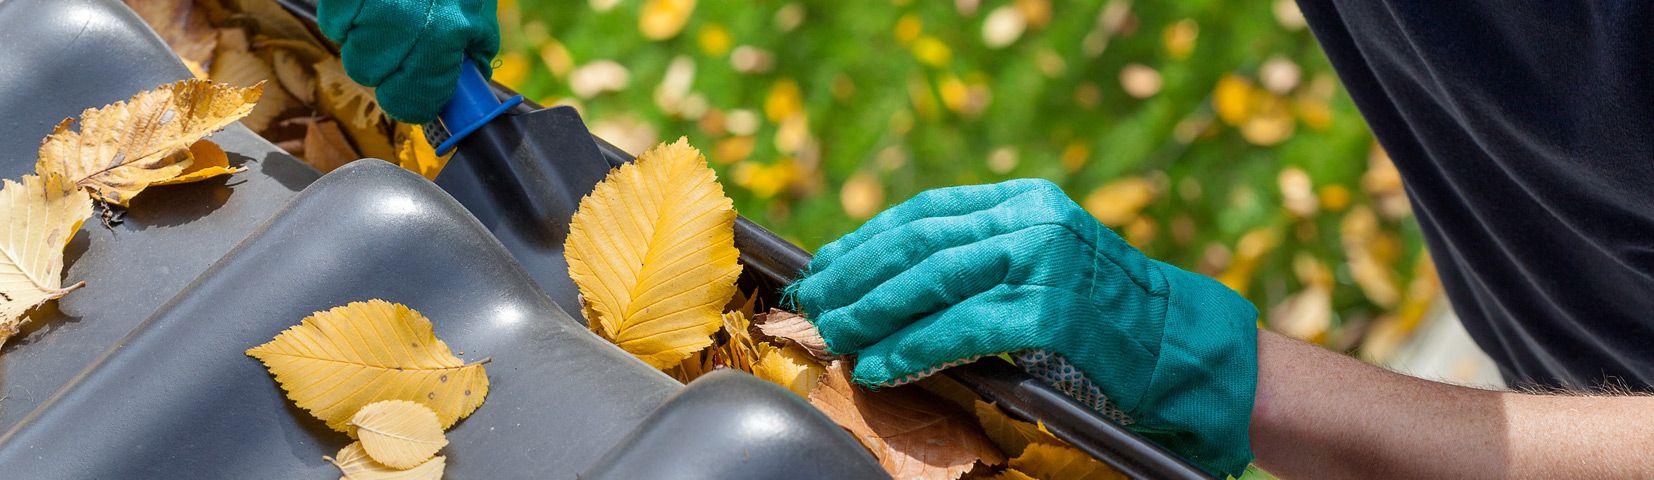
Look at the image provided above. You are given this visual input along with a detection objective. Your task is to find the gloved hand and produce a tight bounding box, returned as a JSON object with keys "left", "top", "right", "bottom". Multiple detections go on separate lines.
{"left": 317, "top": 0, "right": 500, "bottom": 123}
{"left": 787, "top": 179, "right": 1258, "bottom": 477}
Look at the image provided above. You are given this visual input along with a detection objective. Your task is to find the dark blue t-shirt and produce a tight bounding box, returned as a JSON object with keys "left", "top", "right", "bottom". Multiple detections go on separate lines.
{"left": 1298, "top": 0, "right": 1654, "bottom": 390}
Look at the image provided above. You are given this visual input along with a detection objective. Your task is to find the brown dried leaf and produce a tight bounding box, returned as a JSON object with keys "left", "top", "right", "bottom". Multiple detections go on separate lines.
{"left": 301, "top": 118, "right": 361, "bottom": 173}
{"left": 809, "top": 361, "right": 1005, "bottom": 479}
{"left": 35, "top": 79, "right": 262, "bottom": 205}
{"left": 124, "top": 0, "right": 217, "bottom": 77}
{"left": 754, "top": 308, "right": 832, "bottom": 359}
{"left": 230, "top": 0, "right": 327, "bottom": 45}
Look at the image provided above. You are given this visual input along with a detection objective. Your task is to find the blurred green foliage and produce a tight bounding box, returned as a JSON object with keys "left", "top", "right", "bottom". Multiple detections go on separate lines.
{"left": 495, "top": 0, "right": 1438, "bottom": 356}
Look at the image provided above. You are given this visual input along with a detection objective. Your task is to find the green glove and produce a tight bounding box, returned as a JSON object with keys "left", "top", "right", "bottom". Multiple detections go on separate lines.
{"left": 317, "top": 0, "right": 500, "bottom": 123}
{"left": 787, "top": 179, "right": 1258, "bottom": 477}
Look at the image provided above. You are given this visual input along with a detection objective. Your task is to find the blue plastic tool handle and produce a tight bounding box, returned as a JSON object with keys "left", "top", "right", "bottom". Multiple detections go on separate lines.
{"left": 434, "top": 58, "right": 524, "bottom": 155}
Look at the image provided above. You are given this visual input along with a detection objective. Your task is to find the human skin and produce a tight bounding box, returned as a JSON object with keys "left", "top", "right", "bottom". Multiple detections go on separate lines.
{"left": 1249, "top": 329, "right": 1654, "bottom": 478}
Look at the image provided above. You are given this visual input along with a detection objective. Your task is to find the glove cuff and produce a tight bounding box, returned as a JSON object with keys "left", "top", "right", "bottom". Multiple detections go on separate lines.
{"left": 1133, "top": 261, "right": 1258, "bottom": 478}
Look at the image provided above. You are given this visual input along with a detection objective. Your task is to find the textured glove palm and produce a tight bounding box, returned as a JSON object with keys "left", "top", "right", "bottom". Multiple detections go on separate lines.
{"left": 317, "top": 0, "right": 499, "bottom": 123}
{"left": 788, "top": 179, "right": 1258, "bottom": 477}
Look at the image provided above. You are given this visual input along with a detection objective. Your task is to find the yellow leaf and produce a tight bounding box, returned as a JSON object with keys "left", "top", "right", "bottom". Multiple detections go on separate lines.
{"left": 35, "top": 79, "right": 263, "bottom": 205}
{"left": 809, "top": 361, "right": 1006, "bottom": 479}
{"left": 696, "top": 24, "right": 732, "bottom": 56}
{"left": 270, "top": 48, "right": 317, "bottom": 104}
{"left": 975, "top": 400, "right": 1060, "bottom": 457}
{"left": 912, "top": 36, "right": 953, "bottom": 67}
{"left": 152, "top": 140, "right": 243, "bottom": 186}
{"left": 564, "top": 138, "right": 742, "bottom": 369}
{"left": 394, "top": 124, "right": 447, "bottom": 181}
{"left": 1161, "top": 19, "right": 1199, "bottom": 60}
{"left": 750, "top": 342, "right": 824, "bottom": 397}
{"left": 639, "top": 0, "right": 695, "bottom": 40}
{"left": 0, "top": 174, "right": 93, "bottom": 345}
{"left": 764, "top": 79, "right": 803, "bottom": 122}
{"left": 1213, "top": 74, "right": 1254, "bottom": 127}
{"left": 719, "top": 311, "right": 758, "bottom": 369}
{"left": 1082, "top": 176, "right": 1156, "bottom": 227}
{"left": 667, "top": 346, "right": 718, "bottom": 384}
{"left": 315, "top": 60, "right": 396, "bottom": 161}
{"left": 209, "top": 46, "right": 289, "bottom": 132}
{"left": 894, "top": 14, "right": 923, "bottom": 45}
{"left": 539, "top": 39, "right": 575, "bottom": 79}
{"left": 1008, "top": 443, "right": 1124, "bottom": 480}
{"left": 350, "top": 400, "right": 449, "bottom": 470}
{"left": 245, "top": 300, "right": 489, "bottom": 433}
{"left": 839, "top": 171, "right": 885, "bottom": 221}
{"left": 326, "top": 442, "right": 445, "bottom": 480}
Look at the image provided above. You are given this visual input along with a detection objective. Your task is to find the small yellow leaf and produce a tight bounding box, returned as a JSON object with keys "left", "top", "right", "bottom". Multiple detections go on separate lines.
{"left": 839, "top": 171, "right": 885, "bottom": 221}
{"left": 975, "top": 400, "right": 1060, "bottom": 457}
{"left": 327, "top": 442, "right": 445, "bottom": 480}
{"left": 350, "top": 400, "right": 449, "bottom": 469}
{"left": 208, "top": 46, "right": 289, "bottom": 132}
{"left": 1008, "top": 443, "right": 1124, "bottom": 480}
{"left": 314, "top": 60, "right": 396, "bottom": 161}
{"left": 246, "top": 300, "right": 489, "bottom": 433}
{"left": 0, "top": 174, "right": 93, "bottom": 346}
{"left": 719, "top": 311, "right": 758, "bottom": 370}
{"left": 151, "top": 140, "right": 243, "bottom": 186}
{"left": 1213, "top": 74, "right": 1254, "bottom": 127}
{"left": 750, "top": 342, "right": 824, "bottom": 397}
{"left": 764, "top": 79, "right": 803, "bottom": 122}
{"left": 639, "top": 0, "right": 696, "bottom": 40}
{"left": 1082, "top": 177, "right": 1156, "bottom": 227}
{"left": 564, "top": 138, "right": 742, "bottom": 369}
{"left": 394, "top": 124, "right": 447, "bottom": 181}
{"left": 809, "top": 361, "right": 1005, "bottom": 479}
{"left": 35, "top": 80, "right": 261, "bottom": 205}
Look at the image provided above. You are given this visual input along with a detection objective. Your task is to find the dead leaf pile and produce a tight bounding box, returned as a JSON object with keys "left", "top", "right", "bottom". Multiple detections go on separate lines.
{"left": 0, "top": 78, "right": 261, "bottom": 348}
{"left": 563, "top": 139, "right": 1120, "bottom": 479}
{"left": 124, "top": 0, "right": 452, "bottom": 180}
{"left": 248, "top": 300, "right": 490, "bottom": 479}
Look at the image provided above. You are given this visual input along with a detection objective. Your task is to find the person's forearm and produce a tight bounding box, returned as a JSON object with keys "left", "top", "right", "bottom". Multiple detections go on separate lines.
{"left": 1248, "top": 329, "right": 1654, "bottom": 478}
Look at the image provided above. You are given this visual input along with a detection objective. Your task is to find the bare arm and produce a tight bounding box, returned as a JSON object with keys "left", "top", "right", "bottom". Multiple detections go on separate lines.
{"left": 1249, "top": 329, "right": 1654, "bottom": 479}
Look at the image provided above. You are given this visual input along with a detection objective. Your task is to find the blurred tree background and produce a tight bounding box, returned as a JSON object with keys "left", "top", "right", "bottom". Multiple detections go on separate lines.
{"left": 491, "top": 0, "right": 1440, "bottom": 360}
